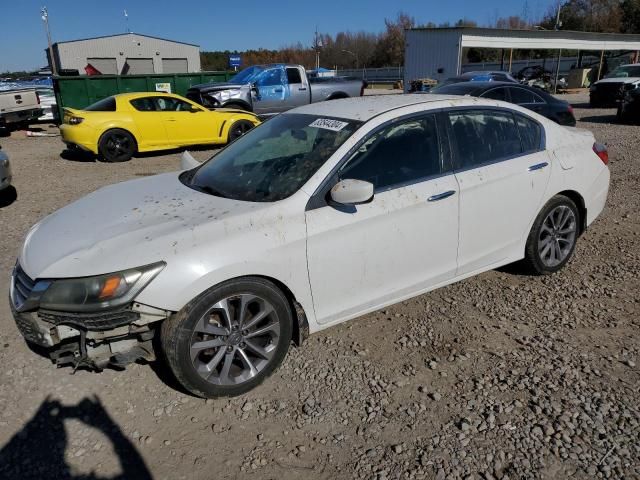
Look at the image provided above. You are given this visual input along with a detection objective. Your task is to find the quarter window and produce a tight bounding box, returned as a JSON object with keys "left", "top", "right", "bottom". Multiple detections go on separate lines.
{"left": 515, "top": 115, "right": 542, "bottom": 153}
{"left": 448, "top": 110, "right": 521, "bottom": 169}
{"left": 339, "top": 115, "right": 441, "bottom": 190}
{"left": 130, "top": 97, "right": 156, "bottom": 111}
{"left": 509, "top": 88, "right": 544, "bottom": 104}
{"left": 482, "top": 88, "right": 508, "bottom": 101}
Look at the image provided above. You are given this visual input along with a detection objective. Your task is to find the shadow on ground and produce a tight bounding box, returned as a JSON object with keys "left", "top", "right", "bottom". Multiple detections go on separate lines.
{"left": 0, "top": 396, "right": 153, "bottom": 480}
{"left": 579, "top": 114, "right": 619, "bottom": 124}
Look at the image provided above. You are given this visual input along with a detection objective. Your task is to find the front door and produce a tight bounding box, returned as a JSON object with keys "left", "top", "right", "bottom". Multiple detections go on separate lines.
{"left": 129, "top": 96, "right": 169, "bottom": 149}
{"left": 446, "top": 108, "right": 551, "bottom": 275}
{"left": 154, "top": 96, "right": 219, "bottom": 145}
{"left": 252, "top": 67, "right": 289, "bottom": 115}
{"left": 305, "top": 114, "right": 459, "bottom": 324}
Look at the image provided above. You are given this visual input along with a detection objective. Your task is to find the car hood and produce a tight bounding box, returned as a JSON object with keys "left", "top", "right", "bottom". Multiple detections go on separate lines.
{"left": 20, "top": 172, "right": 269, "bottom": 279}
{"left": 595, "top": 77, "right": 640, "bottom": 85}
{"left": 190, "top": 82, "right": 245, "bottom": 92}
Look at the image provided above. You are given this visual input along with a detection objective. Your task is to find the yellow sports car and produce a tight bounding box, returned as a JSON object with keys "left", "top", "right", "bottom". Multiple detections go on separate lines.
{"left": 60, "top": 92, "right": 261, "bottom": 162}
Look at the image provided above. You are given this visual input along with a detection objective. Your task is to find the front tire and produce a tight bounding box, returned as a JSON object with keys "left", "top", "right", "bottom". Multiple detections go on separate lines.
{"left": 227, "top": 120, "right": 254, "bottom": 143}
{"left": 521, "top": 195, "right": 580, "bottom": 275}
{"left": 98, "top": 129, "right": 136, "bottom": 162}
{"left": 160, "top": 277, "right": 293, "bottom": 398}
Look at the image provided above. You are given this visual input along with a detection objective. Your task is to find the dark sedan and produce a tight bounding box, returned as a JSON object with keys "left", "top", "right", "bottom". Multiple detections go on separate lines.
{"left": 431, "top": 81, "right": 576, "bottom": 126}
{"left": 617, "top": 85, "right": 640, "bottom": 123}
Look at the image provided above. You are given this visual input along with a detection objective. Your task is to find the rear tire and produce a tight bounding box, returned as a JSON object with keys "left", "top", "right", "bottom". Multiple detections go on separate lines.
{"left": 160, "top": 277, "right": 293, "bottom": 398}
{"left": 227, "top": 120, "right": 254, "bottom": 143}
{"left": 521, "top": 195, "right": 580, "bottom": 275}
{"left": 98, "top": 129, "right": 136, "bottom": 162}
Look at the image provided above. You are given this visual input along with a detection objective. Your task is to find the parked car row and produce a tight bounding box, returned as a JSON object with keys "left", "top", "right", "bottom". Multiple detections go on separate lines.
{"left": 11, "top": 94, "right": 610, "bottom": 397}
{"left": 430, "top": 81, "right": 576, "bottom": 126}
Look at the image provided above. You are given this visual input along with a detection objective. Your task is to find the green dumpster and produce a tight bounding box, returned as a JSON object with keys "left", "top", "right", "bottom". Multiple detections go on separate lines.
{"left": 53, "top": 72, "right": 231, "bottom": 123}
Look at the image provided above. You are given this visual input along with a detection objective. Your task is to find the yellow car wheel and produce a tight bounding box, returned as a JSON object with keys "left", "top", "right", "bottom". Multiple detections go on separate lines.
{"left": 98, "top": 129, "right": 137, "bottom": 163}
{"left": 228, "top": 120, "right": 255, "bottom": 143}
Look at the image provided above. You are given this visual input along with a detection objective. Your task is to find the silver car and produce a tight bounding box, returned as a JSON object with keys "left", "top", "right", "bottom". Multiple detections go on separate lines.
{"left": 0, "top": 145, "right": 12, "bottom": 192}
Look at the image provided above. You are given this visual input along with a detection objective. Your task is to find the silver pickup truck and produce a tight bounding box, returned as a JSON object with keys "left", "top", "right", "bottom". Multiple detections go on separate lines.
{"left": 0, "top": 88, "right": 43, "bottom": 130}
{"left": 186, "top": 64, "right": 366, "bottom": 116}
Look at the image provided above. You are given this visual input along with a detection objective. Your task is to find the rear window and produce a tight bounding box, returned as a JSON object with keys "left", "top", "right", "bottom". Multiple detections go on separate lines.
{"left": 515, "top": 115, "right": 542, "bottom": 153}
{"left": 84, "top": 97, "right": 116, "bottom": 112}
{"left": 509, "top": 88, "right": 544, "bottom": 104}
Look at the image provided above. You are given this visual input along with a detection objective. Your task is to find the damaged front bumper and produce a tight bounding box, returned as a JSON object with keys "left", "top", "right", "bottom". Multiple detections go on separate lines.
{"left": 11, "top": 300, "right": 171, "bottom": 371}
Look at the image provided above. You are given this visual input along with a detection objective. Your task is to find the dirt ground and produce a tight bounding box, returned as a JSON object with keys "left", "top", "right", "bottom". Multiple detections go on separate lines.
{"left": 0, "top": 93, "right": 638, "bottom": 480}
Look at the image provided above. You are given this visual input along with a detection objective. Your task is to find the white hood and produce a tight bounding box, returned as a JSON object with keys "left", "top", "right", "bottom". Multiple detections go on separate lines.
{"left": 20, "top": 172, "right": 269, "bottom": 279}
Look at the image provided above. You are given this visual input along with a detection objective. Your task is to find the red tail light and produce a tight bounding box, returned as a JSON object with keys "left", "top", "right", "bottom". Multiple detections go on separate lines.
{"left": 593, "top": 142, "right": 609, "bottom": 165}
{"left": 567, "top": 104, "right": 574, "bottom": 114}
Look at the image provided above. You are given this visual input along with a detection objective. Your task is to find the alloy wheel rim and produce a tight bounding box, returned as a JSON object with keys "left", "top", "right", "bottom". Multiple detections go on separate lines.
{"left": 106, "top": 134, "right": 130, "bottom": 157}
{"left": 232, "top": 123, "right": 251, "bottom": 139}
{"left": 538, "top": 205, "right": 576, "bottom": 267}
{"left": 190, "top": 294, "right": 280, "bottom": 385}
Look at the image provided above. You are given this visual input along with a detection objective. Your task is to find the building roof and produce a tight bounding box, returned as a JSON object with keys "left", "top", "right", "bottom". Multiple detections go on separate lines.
{"left": 52, "top": 32, "right": 199, "bottom": 48}
{"left": 406, "top": 27, "right": 640, "bottom": 51}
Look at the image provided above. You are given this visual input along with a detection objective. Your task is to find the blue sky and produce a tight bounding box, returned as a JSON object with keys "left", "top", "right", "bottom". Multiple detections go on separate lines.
{"left": 0, "top": 0, "right": 557, "bottom": 72}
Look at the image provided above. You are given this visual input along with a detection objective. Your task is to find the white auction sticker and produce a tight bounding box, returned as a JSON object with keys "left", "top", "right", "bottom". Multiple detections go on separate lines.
{"left": 309, "top": 118, "right": 349, "bottom": 131}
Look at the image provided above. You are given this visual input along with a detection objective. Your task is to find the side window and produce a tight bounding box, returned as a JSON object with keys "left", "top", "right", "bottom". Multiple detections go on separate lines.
{"left": 509, "top": 88, "right": 543, "bottom": 104}
{"left": 257, "top": 69, "right": 283, "bottom": 87}
{"left": 286, "top": 67, "right": 302, "bottom": 84}
{"left": 339, "top": 115, "right": 441, "bottom": 190}
{"left": 482, "top": 88, "right": 508, "bottom": 101}
{"left": 154, "top": 97, "right": 193, "bottom": 111}
{"left": 130, "top": 98, "right": 157, "bottom": 111}
{"left": 515, "top": 115, "right": 542, "bottom": 153}
{"left": 448, "top": 110, "right": 521, "bottom": 169}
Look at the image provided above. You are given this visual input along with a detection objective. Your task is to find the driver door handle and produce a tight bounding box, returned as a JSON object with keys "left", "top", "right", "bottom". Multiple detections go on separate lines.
{"left": 528, "top": 162, "right": 548, "bottom": 171}
{"left": 428, "top": 190, "right": 456, "bottom": 202}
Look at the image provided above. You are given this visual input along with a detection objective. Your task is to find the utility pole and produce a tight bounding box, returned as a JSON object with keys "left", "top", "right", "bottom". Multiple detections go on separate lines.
{"left": 124, "top": 10, "right": 130, "bottom": 33}
{"left": 41, "top": 6, "right": 57, "bottom": 75}
{"left": 554, "top": 2, "right": 562, "bottom": 30}
{"left": 314, "top": 27, "right": 321, "bottom": 70}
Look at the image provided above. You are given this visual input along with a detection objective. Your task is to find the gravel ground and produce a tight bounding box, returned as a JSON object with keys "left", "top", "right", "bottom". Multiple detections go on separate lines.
{"left": 0, "top": 93, "right": 638, "bottom": 480}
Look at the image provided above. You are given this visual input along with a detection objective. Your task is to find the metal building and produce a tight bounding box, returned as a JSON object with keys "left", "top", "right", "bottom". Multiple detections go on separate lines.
{"left": 405, "top": 27, "right": 640, "bottom": 85}
{"left": 47, "top": 33, "right": 201, "bottom": 75}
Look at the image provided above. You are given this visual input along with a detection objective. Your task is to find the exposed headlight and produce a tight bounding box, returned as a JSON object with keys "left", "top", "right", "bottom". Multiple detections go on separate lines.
{"left": 38, "top": 262, "right": 165, "bottom": 312}
{"left": 68, "top": 116, "right": 84, "bottom": 125}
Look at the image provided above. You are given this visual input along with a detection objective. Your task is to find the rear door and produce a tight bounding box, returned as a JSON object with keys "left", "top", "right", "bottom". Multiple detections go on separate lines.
{"left": 285, "top": 67, "right": 309, "bottom": 108}
{"left": 447, "top": 108, "right": 551, "bottom": 274}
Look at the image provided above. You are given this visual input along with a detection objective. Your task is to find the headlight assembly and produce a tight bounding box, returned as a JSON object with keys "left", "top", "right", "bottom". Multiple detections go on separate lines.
{"left": 38, "top": 262, "right": 165, "bottom": 312}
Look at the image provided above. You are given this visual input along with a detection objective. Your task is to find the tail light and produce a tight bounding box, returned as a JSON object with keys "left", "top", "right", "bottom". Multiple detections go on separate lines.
{"left": 567, "top": 104, "right": 574, "bottom": 115}
{"left": 593, "top": 142, "right": 609, "bottom": 166}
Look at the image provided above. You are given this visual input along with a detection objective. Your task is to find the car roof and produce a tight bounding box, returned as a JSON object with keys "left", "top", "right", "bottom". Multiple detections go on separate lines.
{"left": 462, "top": 71, "right": 509, "bottom": 76}
{"left": 289, "top": 94, "right": 496, "bottom": 121}
{"left": 436, "top": 81, "right": 556, "bottom": 99}
{"left": 113, "top": 92, "right": 186, "bottom": 100}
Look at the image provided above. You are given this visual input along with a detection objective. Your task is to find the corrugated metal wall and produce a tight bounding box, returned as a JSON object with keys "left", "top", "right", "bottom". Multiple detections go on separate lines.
{"left": 404, "top": 30, "right": 461, "bottom": 88}
{"left": 53, "top": 34, "right": 200, "bottom": 74}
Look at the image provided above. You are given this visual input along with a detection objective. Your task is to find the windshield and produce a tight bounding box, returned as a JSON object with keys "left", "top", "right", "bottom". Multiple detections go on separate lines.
{"left": 184, "top": 113, "right": 361, "bottom": 202}
{"left": 229, "top": 66, "right": 265, "bottom": 84}
{"left": 606, "top": 65, "right": 640, "bottom": 78}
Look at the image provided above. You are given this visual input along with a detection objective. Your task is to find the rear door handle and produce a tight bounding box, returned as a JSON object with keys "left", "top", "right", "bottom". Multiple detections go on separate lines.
{"left": 428, "top": 190, "right": 456, "bottom": 202}
{"left": 528, "top": 162, "right": 548, "bottom": 171}
{"left": 298, "top": 87, "right": 307, "bottom": 91}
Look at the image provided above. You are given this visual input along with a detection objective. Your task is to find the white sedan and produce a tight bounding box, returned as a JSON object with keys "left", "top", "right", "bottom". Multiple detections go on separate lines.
{"left": 10, "top": 95, "right": 610, "bottom": 397}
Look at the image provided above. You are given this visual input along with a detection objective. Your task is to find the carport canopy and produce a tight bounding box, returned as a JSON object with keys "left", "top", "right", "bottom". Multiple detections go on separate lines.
{"left": 404, "top": 27, "right": 640, "bottom": 84}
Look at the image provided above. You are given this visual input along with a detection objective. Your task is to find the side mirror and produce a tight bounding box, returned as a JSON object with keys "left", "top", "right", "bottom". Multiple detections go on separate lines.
{"left": 189, "top": 105, "right": 202, "bottom": 113}
{"left": 330, "top": 179, "right": 374, "bottom": 205}
{"left": 251, "top": 82, "right": 259, "bottom": 94}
